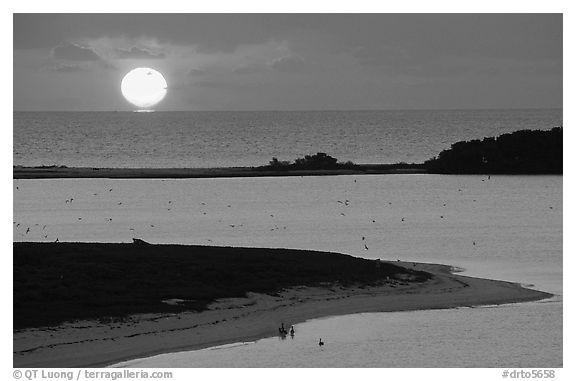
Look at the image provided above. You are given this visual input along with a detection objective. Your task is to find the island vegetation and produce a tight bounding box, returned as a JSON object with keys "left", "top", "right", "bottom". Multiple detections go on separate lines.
{"left": 14, "top": 242, "right": 431, "bottom": 329}
{"left": 258, "top": 127, "right": 562, "bottom": 174}
{"left": 424, "top": 127, "right": 562, "bottom": 174}
{"left": 263, "top": 152, "right": 359, "bottom": 171}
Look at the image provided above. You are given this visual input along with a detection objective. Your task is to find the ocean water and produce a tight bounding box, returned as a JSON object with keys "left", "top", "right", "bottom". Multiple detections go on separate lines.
{"left": 13, "top": 175, "right": 562, "bottom": 367}
{"left": 13, "top": 109, "right": 562, "bottom": 168}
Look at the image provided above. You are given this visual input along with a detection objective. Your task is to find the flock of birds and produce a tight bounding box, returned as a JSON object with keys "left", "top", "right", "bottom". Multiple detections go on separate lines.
{"left": 13, "top": 183, "right": 291, "bottom": 243}
{"left": 13, "top": 175, "right": 556, "bottom": 254}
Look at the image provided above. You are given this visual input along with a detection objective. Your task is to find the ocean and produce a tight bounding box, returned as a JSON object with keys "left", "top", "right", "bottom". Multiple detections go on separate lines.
{"left": 13, "top": 109, "right": 562, "bottom": 168}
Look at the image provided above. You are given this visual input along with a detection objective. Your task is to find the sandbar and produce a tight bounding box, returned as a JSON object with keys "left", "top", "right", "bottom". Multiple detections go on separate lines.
{"left": 13, "top": 261, "right": 551, "bottom": 368}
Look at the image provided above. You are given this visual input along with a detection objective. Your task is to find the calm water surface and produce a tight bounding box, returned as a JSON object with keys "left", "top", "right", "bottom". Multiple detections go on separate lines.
{"left": 13, "top": 109, "right": 562, "bottom": 168}
{"left": 113, "top": 301, "right": 561, "bottom": 368}
{"left": 13, "top": 175, "right": 562, "bottom": 367}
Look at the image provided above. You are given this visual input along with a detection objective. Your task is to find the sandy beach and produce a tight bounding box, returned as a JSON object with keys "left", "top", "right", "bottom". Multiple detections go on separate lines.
{"left": 13, "top": 261, "right": 551, "bottom": 368}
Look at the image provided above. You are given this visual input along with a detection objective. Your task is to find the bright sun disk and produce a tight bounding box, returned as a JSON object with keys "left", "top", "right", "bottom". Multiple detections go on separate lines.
{"left": 121, "top": 68, "right": 167, "bottom": 109}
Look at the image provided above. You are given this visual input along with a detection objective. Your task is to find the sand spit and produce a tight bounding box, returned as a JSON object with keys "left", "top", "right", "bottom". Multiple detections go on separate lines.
{"left": 13, "top": 261, "right": 551, "bottom": 368}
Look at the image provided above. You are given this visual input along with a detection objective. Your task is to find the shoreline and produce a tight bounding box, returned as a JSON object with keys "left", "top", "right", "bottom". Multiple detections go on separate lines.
{"left": 12, "top": 166, "right": 563, "bottom": 180}
{"left": 13, "top": 165, "right": 427, "bottom": 179}
{"left": 13, "top": 261, "right": 553, "bottom": 368}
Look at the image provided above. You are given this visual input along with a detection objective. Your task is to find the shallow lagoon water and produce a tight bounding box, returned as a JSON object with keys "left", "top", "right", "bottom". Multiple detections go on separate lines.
{"left": 13, "top": 175, "right": 562, "bottom": 367}
{"left": 113, "top": 300, "right": 561, "bottom": 368}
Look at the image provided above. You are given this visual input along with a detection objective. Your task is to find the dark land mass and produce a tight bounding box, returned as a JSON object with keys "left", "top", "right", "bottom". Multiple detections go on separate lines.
{"left": 13, "top": 127, "right": 561, "bottom": 179}
{"left": 424, "top": 127, "right": 562, "bottom": 174}
{"left": 13, "top": 242, "right": 430, "bottom": 330}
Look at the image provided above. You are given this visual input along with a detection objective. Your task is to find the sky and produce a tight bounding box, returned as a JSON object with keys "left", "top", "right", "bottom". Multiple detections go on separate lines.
{"left": 13, "top": 14, "right": 563, "bottom": 111}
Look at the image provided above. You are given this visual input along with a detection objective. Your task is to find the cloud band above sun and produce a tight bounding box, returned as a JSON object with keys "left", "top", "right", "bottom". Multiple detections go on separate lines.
{"left": 14, "top": 14, "right": 562, "bottom": 111}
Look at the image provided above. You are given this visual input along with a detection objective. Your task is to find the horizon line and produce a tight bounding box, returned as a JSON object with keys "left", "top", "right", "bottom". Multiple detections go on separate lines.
{"left": 13, "top": 107, "right": 564, "bottom": 113}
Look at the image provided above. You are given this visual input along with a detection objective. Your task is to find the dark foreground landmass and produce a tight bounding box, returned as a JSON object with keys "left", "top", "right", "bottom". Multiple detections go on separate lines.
{"left": 13, "top": 127, "right": 561, "bottom": 179}
{"left": 13, "top": 243, "right": 552, "bottom": 367}
{"left": 14, "top": 242, "right": 430, "bottom": 330}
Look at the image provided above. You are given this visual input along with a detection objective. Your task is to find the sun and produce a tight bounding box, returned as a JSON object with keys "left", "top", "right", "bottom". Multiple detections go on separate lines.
{"left": 121, "top": 68, "right": 167, "bottom": 109}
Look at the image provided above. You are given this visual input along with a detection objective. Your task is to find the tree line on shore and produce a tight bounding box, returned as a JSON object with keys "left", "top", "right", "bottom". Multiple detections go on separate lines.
{"left": 265, "top": 152, "right": 358, "bottom": 171}
{"left": 424, "top": 127, "right": 562, "bottom": 174}
{"left": 262, "top": 127, "right": 562, "bottom": 174}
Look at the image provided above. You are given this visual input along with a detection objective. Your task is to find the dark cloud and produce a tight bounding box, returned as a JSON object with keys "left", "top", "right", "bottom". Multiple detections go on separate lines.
{"left": 270, "top": 56, "right": 307, "bottom": 72}
{"left": 53, "top": 42, "right": 100, "bottom": 61}
{"left": 233, "top": 65, "right": 269, "bottom": 75}
{"left": 98, "top": 60, "right": 117, "bottom": 71}
{"left": 334, "top": 14, "right": 561, "bottom": 62}
{"left": 13, "top": 14, "right": 562, "bottom": 111}
{"left": 115, "top": 47, "right": 165, "bottom": 59}
{"left": 188, "top": 68, "right": 206, "bottom": 76}
{"left": 192, "top": 79, "right": 229, "bottom": 89}
{"left": 14, "top": 14, "right": 562, "bottom": 60}
{"left": 353, "top": 46, "right": 472, "bottom": 78}
{"left": 353, "top": 46, "right": 398, "bottom": 67}
{"left": 14, "top": 14, "right": 275, "bottom": 52}
{"left": 52, "top": 63, "right": 84, "bottom": 72}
